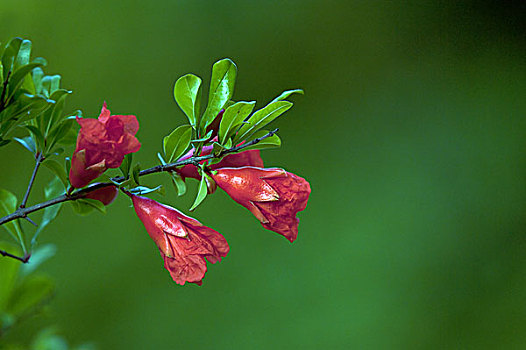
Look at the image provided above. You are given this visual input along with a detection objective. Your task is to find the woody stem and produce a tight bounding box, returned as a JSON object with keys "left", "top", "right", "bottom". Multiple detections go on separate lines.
{"left": 0, "top": 128, "right": 278, "bottom": 228}
{"left": 20, "top": 153, "right": 44, "bottom": 209}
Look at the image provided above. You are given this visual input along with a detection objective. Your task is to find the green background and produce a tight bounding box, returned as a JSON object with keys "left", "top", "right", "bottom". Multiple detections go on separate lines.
{"left": 1, "top": 1, "right": 525, "bottom": 348}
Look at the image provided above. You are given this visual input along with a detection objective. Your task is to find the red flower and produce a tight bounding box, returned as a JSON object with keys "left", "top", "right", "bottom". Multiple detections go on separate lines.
{"left": 211, "top": 167, "right": 311, "bottom": 242}
{"left": 130, "top": 194, "right": 229, "bottom": 285}
{"left": 176, "top": 145, "right": 264, "bottom": 180}
{"left": 69, "top": 102, "right": 141, "bottom": 188}
{"left": 85, "top": 186, "right": 118, "bottom": 206}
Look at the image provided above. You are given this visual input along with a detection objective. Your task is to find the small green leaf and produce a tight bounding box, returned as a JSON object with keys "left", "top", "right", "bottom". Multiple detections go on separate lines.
{"left": 163, "top": 125, "right": 192, "bottom": 162}
{"left": 42, "top": 159, "right": 68, "bottom": 187}
{"left": 119, "top": 153, "right": 133, "bottom": 178}
{"left": 132, "top": 163, "right": 141, "bottom": 186}
{"left": 0, "top": 188, "right": 25, "bottom": 250}
{"left": 170, "top": 172, "right": 186, "bottom": 196}
{"left": 32, "top": 67, "right": 44, "bottom": 94}
{"left": 65, "top": 157, "right": 71, "bottom": 180}
{"left": 7, "top": 274, "right": 54, "bottom": 317}
{"left": 235, "top": 101, "right": 292, "bottom": 143}
{"left": 218, "top": 101, "right": 256, "bottom": 144}
{"left": 7, "top": 62, "right": 44, "bottom": 101}
{"left": 70, "top": 198, "right": 106, "bottom": 215}
{"left": 157, "top": 152, "right": 166, "bottom": 165}
{"left": 47, "top": 118, "right": 74, "bottom": 152}
{"left": 40, "top": 75, "right": 61, "bottom": 98}
{"left": 20, "top": 243, "right": 56, "bottom": 277}
{"left": 13, "top": 136, "right": 36, "bottom": 155}
{"left": 129, "top": 185, "right": 163, "bottom": 195}
{"left": 24, "top": 124, "right": 45, "bottom": 152}
{"left": 0, "top": 242, "right": 20, "bottom": 312}
{"left": 174, "top": 74, "right": 202, "bottom": 127}
{"left": 14, "top": 39, "right": 31, "bottom": 68}
{"left": 189, "top": 171, "right": 207, "bottom": 211}
{"left": 240, "top": 130, "right": 281, "bottom": 151}
{"left": 201, "top": 58, "right": 237, "bottom": 130}
{"left": 32, "top": 178, "right": 64, "bottom": 246}
{"left": 271, "top": 89, "right": 304, "bottom": 103}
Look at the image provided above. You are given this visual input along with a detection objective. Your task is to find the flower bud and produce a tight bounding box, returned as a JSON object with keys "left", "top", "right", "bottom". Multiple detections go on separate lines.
{"left": 211, "top": 167, "right": 310, "bottom": 242}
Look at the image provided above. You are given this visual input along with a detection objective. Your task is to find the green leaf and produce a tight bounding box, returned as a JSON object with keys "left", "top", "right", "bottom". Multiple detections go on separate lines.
{"left": 42, "top": 159, "right": 68, "bottom": 187}
{"left": 32, "top": 328, "right": 69, "bottom": 350}
{"left": 24, "top": 124, "right": 45, "bottom": 152}
{"left": 129, "top": 185, "right": 164, "bottom": 195}
{"left": 163, "top": 125, "right": 192, "bottom": 162}
{"left": 7, "top": 274, "right": 54, "bottom": 317}
{"left": 119, "top": 153, "right": 133, "bottom": 178}
{"left": 1, "top": 38, "right": 22, "bottom": 77}
{"left": 201, "top": 58, "right": 237, "bottom": 130}
{"left": 271, "top": 88, "right": 304, "bottom": 103}
{"left": 189, "top": 171, "right": 207, "bottom": 211}
{"left": 70, "top": 198, "right": 106, "bottom": 215}
{"left": 174, "top": 74, "right": 202, "bottom": 127}
{"left": 240, "top": 130, "right": 281, "bottom": 151}
{"left": 20, "top": 243, "right": 56, "bottom": 277}
{"left": 0, "top": 188, "right": 25, "bottom": 251}
{"left": 132, "top": 163, "right": 141, "bottom": 186}
{"left": 235, "top": 101, "right": 293, "bottom": 143}
{"left": 40, "top": 75, "right": 61, "bottom": 98}
{"left": 157, "top": 152, "right": 166, "bottom": 165}
{"left": 7, "top": 62, "right": 44, "bottom": 101}
{"left": 32, "top": 67, "right": 44, "bottom": 94}
{"left": 13, "top": 136, "right": 36, "bottom": 155}
{"left": 0, "top": 242, "right": 20, "bottom": 312}
{"left": 65, "top": 157, "right": 71, "bottom": 180}
{"left": 14, "top": 39, "right": 31, "bottom": 68}
{"left": 218, "top": 101, "right": 256, "bottom": 144}
{"left": 47, "top": 118, "right": 74, "bottom": 152}
{"left": 31, "top": 178, "right": 64, "bottom": 246}
{"left": 170, "top": 172, "right": 186, "bottom": 196}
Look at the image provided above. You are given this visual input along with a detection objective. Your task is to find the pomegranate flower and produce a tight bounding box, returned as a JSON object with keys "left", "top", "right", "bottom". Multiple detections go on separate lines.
{"left": 211, "top": 167, "right": 311, "bottom": 242}
{"left": 69, "top": 102, "right": 141, "bottom": 188}
{"left": 176, "top": 144, "right": 264, "bottom": 180}
{"left": 130, "top": 194, "right": 229, "bottom": 285}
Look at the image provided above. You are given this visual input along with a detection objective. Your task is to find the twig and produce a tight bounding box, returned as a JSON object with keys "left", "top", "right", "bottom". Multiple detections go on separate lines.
{"left": 0, "top": 128, "right": 278, "bottom": 227}
{"left": 20, "top": 153, "right": 44, "bottom": 208}
{"left": 0, "top": 248, "right": 30, "bottom": 263}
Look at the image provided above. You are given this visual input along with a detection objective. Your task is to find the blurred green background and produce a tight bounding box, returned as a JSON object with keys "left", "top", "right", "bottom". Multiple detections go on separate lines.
{"left": 1, "top": 0, "right": 525, "bottom": 348}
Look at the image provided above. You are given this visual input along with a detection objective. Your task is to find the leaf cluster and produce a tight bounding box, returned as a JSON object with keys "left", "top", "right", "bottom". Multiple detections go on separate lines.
{"left": 0, "top": 38, "right": 78, "bottom": 156}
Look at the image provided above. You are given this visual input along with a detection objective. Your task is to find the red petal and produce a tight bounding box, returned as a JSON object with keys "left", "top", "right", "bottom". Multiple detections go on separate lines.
{"left": 98, "top": 101, "right": 111, "bottom": 122}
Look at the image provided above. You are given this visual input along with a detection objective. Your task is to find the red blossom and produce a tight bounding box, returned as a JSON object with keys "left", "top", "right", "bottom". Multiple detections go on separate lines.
{"left": 130, "top": 194, "right": 229, "bottom": 285}
{"left": 85, "top": 186, "right": 118, "bottom": 206}
{"left": 69, "top": 102, "right": 141, "bottom": 188}
{"left": 211, "top": 166, "right": 311, "bottom": 242}
{"left": 176, "top": 144, "right": 264, "bottom": 180}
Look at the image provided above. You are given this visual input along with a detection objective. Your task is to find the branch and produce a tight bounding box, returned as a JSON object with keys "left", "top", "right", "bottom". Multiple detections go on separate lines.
{"left": 0, "top": 129, "right": 278, "bottom": 226}
{"left": 20, "top": 153, "right": 44, "bottom": 208}
{"left": 0, "top": 248, "right": 29, "bottom": 263}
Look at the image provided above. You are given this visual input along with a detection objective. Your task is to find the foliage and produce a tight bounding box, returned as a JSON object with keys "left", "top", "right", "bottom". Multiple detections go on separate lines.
{"left": 0, "top": 37, "right": 308, "bottom": 347}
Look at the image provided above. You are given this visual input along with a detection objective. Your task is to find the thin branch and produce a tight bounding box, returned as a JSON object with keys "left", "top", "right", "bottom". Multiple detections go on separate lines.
{"left": 20, "top": 153, "right": 44, "bottom": 208}
{"left": 0, "top": 248, "right": 29, "bottom": 263}
{"left": 0, "top": 128, "right": 278, "bottom": 227}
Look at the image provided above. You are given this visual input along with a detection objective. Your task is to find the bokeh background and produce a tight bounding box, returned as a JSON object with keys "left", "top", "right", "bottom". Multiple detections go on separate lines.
{"left": 1, "top": 0, "right": 525, "bottom": 348}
